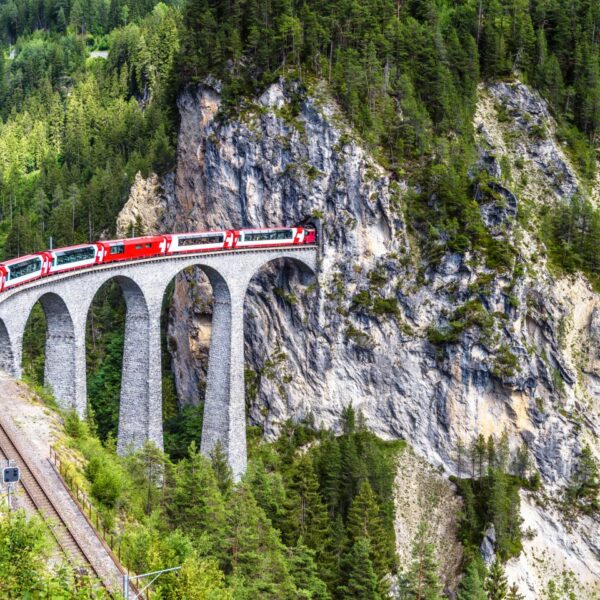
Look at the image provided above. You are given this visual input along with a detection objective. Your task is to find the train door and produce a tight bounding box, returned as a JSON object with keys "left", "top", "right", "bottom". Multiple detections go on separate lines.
{"left": 96, "top": 243, "right": 107, "bottom": 264}
{"left": 224, "top": 231, "right": 236, "bottom": 249}
{"left": 41, "top": 253, "right": 52, "bottom": 276}
{"left": 160, "top": 236, "right": 172, "bottom": 254}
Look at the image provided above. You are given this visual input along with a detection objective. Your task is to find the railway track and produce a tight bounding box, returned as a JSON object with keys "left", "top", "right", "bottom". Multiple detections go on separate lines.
{"left": 0, "top": 420, "right": 98, "bottom": 578}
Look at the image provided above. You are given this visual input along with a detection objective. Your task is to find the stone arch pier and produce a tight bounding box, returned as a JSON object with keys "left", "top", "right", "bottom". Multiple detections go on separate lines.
{"left": 0, "top": 247, "right": 317, "bottom": 479}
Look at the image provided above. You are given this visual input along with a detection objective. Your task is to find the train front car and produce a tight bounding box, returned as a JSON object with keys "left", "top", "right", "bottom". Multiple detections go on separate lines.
{"left": 235, "top": 226, "right": 302, "bottom": 249}
{"left": 302, "top": 227, "right": 317, "bottom": 244}
{"left": 168, "top": 230, "right": 228, "bottom": 254}
{"left": 2, "top": 254, "right": 47, "bottom": 290}
{"left": 0, "top": 264, "right": 6, "bottom": 292}
{"left": 100, "top": 236, "right": 170, "bottom": 263}
{"left": 47, "top": 243, "right": 105, "bottom": 275}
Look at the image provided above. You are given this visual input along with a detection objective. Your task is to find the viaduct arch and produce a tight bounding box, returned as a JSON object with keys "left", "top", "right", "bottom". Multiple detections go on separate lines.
{"left": 0, "top": 247, "right": 317, "bottom": 480}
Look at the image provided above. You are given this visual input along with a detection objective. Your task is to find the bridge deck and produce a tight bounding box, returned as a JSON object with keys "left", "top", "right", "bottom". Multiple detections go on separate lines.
{"left": 0, "top": 244, "right": 318, "bottom": 301}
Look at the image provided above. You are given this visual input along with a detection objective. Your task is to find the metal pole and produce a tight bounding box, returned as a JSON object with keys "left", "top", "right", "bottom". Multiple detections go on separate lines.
{"left": 123, "top": 574, "right": 129, "bottom": 600}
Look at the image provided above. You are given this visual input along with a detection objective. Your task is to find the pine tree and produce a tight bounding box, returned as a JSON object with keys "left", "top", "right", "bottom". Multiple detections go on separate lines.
{"left": 507, "top": 583, "right": 525, "bottom": 600}
{"left": 346, "top": 479, "right": 395, "bottom": 583}
{"left": 225, "top": 483, "right": 298, "bottom": 599}
{"left": 338, "top": 538, "right": 381, "bottom": 600}
{"left": 407, "top": 522, "right": 443, "bottom": 600}
{"left": 168, "top": 442, "right": 226, "bottom": 550}
{"left": 318, "top": 513, "right": 347, "bottom": 594}
{"left": 569, "top": 444, "right": 600, "bottom": 513}
{"left": 486, "top": 436, "right": 496, "bottom": 474}
{"left": 288, "top": 539, "right": 331, "bottom": 600}
{"left": 247, "top": 458, "right": 287, "bottom": 530}
{"left": 315, "top": 433, "right": 342, "bottom": 517}
{"left": 210, "top": 440, "right": 233, "bottom": 496}
{"left": 457, "top": 561, "right": 486, "bottom": 600}
{"left": 485, "top": 560, "right": 508, "bottom": 600}
{"left": 283, "top": 454, "right": 330, "bottom": 551}
{"left": 488, "top": 468, "right": 522, "bottom": 559}
{"left": 70, "top": 0, "right": 85, "bottom": 35}
{"left": 127, "top": 441, "right": 167, "bottom": 516}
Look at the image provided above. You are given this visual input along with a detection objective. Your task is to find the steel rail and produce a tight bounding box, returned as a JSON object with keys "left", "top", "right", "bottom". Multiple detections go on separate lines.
{"left": 0, "top": 420, "right": 109, "bottom": 589}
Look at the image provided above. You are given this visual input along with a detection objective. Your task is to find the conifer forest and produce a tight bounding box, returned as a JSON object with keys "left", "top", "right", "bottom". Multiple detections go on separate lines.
{"left": 1, "top": 0, "right": 600, "bottom": 598}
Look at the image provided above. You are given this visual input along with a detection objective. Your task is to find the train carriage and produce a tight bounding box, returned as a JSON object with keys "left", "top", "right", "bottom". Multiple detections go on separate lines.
{"left": 0, "top": 225, "right": 317, "bottom": 293}
{"left": 100, "top": 236, "right": 170, "bottom": 263}
{"left": 0, "top": 254, "right": 49, "bottom": 291}
{"left": 235, "top": 226, "right": 312, "bottom": 248}
{"left": 168, "top": 230, "right": 229, "bottom": 254}
{"left": 48, "top": 243, "right": 105, "bottom": 275}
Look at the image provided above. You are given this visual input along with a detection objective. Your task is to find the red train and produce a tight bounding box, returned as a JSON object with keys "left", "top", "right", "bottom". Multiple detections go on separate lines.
{"left": 0, "top": 226, "right": 317, "bottom": 292}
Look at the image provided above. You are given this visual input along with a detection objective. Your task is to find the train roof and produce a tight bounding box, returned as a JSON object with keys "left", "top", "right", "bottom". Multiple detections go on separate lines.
{"left": 238, "top": 226, "right": 297, "bottom": 232}
{"left": 50, "top": 243, "right": 99, "bottom": 253}
{"left": 102, "top": 235, "right": 168, "bottom": 245}
{"left": 171, "top": 229, "right": 228, "bottom": 237}
{"left": 1, "top": 253, "right": 44, "bottom": 266}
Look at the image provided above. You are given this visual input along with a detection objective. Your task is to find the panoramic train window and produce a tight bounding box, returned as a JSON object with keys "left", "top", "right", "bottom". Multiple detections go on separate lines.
{"left": 8, "top": 258, "right": 41, "bottom": 280}
{"left": 55, "top": 247, "right": 95, "bottom": 266}
{"left": 243, "top": 230, "right": 293, "bottom": 242}
{"left": 179, "top": 234, "right": 224, "bottom": 246}
{"left": 110, "top": 244, "right": 124, "bottom": 255}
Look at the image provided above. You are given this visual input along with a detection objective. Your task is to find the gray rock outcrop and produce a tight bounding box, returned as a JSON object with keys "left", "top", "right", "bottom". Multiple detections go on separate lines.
{"left": 117, "top": 76, "right": 600, "bottom": 598}
{"left": 118, "top": 79, "right": 600, "bottom": 489}
{"left": 480, "top": 524, "right": 497, "bottom": 566}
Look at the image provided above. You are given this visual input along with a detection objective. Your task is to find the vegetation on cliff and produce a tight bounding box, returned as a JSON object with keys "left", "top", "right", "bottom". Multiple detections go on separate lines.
{"left": 55, "top": 406, "right": 404, "bottom": 599}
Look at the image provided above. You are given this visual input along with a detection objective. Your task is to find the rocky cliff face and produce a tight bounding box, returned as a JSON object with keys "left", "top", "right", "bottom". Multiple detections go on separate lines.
{"left": 118, "top": 78, "right": 600, "bottom": 597}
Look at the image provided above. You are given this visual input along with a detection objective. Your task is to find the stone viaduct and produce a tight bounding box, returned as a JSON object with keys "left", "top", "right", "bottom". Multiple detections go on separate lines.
{"left": 0, "top": 247, "right": 317, "bottom": 480}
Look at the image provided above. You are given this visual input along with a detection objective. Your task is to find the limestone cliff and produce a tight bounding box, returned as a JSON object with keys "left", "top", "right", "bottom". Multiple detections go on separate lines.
{"left": 118, "top": 79, "right": 600, "bottom": 597}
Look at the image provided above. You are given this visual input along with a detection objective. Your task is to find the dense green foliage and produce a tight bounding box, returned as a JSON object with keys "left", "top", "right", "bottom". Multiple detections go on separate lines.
{"left": 180, "top": 0, "right": 600, "bottom": 154}
{"left": 543, "top": 197, "right": 600, "bottom": 288}
{"left": 457, "top": 561, "right": 487, "bottom": 600}
{"left": 0, "top": 2, "right": 178, "bottom": 258}
{"left": 53, "top": 407, "right": 410, "bottom": 599}
{"left": 453, "top": 434, "right": 526, "bottom": 562}
{"left": 0, "top": 0, "right": 176, "bottom": 41}
{"left": 0, "top": 506, "right": 109, "bottom": 598}
{"left": 177, "top": 0, "right": 600, "bottom": 267}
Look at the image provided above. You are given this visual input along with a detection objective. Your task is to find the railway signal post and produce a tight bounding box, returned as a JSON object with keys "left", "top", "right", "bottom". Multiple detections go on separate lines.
{"left": 2, "top": 459, "right": 20, "bottom": 510}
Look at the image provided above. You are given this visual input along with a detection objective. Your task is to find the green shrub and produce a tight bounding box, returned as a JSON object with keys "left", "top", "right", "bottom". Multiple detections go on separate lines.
{"left": 372, "top": 297, "right": 399, "bottom": 315}
{"left": 492, "top": 344, "right": 519, "bottom": 379}
{"left": 64, "top": 410, "right": 88, "bottom": 439}
{"left": 91, "top": 464, "right": 125, "bottom": 508}
{"left": 351, "top": 290, "right": 372, "bottom": 311}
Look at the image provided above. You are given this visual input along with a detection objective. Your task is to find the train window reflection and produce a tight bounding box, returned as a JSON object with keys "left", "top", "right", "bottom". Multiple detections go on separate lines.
{"left": 8, "top": 258, "right": 41, "bottom": 280}
{"left": 178, "top": 235, "right": 224, "bottom": 246}
{"left": 55, "top": 247, "right": 95, "bottom": 266}
{"left": 243, "top": 230, "right": 293, "bottom": 242}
